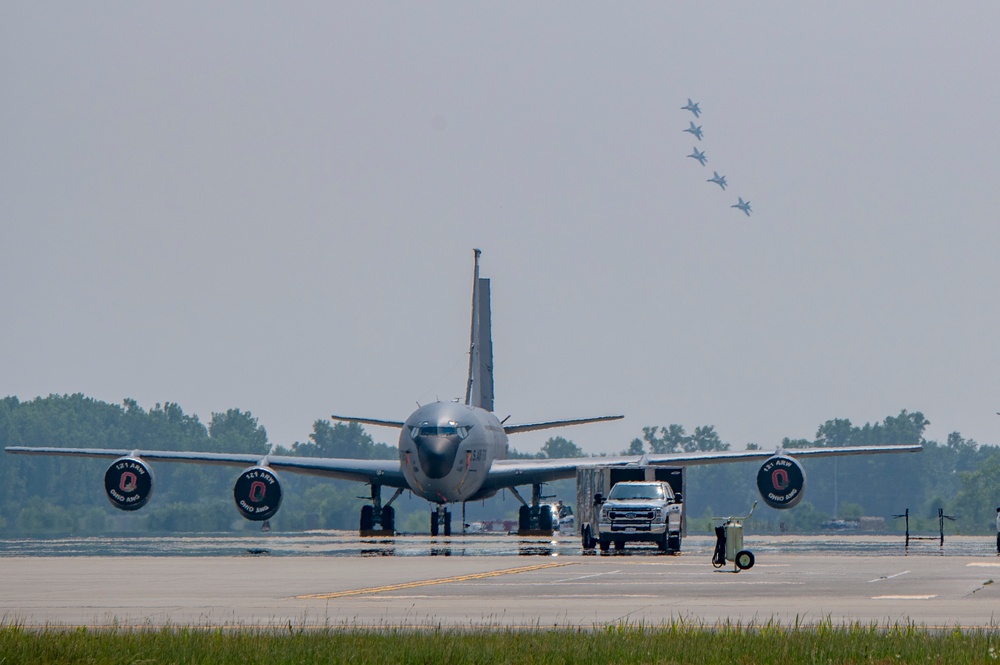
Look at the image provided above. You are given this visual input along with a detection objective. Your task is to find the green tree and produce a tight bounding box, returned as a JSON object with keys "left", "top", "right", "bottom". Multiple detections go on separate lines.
{"left": 290, "top": 421, "right": 394, "bottom": 459}
{"left": 689, "top": 425, "right": 728, "bottom": 452}
{"left": 208, "top": 409, "right": 269, "bottom": 454}
{"left": 951, "top": 448, "right": 1000, "bottom": 532}
{"left": 622, "top": 438, "right": 645, "bottom": 455}
{"left": 540, "top": 436, "right": 585, "bottom": 459}
{"left": 815, "top": 418, "right": 853, "bottom": 447}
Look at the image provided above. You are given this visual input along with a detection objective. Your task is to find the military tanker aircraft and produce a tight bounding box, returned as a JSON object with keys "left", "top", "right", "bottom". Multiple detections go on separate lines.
{"left": 6, "top": 250, "right": 921, "bottom": 537}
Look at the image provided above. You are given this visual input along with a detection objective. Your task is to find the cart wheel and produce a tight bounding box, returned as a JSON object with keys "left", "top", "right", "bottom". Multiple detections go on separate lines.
{"left": 735, "top": 550, "right": 755, "bottom": 570}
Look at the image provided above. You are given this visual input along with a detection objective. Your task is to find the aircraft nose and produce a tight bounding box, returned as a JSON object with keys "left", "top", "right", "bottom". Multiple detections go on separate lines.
{"left": 414, "top": 435, "right": 461, "bottom": 479}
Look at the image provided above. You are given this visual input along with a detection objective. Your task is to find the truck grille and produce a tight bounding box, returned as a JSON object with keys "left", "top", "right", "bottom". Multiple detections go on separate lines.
{"left": 608, "top": 509, "right": 655, "bottom": 521}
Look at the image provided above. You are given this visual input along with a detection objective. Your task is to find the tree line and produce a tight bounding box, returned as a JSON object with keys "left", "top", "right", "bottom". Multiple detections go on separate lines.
{"left": 1, "top": 395, "right": 998, "bottom": 536}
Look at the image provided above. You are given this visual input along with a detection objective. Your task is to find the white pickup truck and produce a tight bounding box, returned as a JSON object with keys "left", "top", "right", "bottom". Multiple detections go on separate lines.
{"left": 581, "top": 480, "right": 683, "bottom": 553}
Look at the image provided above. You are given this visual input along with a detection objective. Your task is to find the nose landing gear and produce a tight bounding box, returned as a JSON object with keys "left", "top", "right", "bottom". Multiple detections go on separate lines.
{"left": 430, "top": 505, "right": 452, "bottom": 536}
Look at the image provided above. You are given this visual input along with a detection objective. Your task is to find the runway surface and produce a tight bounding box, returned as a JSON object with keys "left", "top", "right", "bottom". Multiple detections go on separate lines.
{"left": 3, "top": 533, "right": 999, "bottom": 629}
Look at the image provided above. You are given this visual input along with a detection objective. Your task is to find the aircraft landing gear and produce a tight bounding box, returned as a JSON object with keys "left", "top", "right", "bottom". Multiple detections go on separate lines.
{"left": 359, "top": 484, "right": 402, "bottom": 536}
{"left": 431, "top": 505, "right": 452, "bottom": 536}
{"left": 511, "top": 483, "right": 555, "bottom": 536}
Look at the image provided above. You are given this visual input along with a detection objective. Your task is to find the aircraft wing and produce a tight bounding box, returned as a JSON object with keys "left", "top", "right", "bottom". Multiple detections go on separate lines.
{"left": 503, "top": 415, "right": 623, "bottom": 435}
{"left": 3, "top": 446, "right": 410, "bottom": 488}
{"left": 480, "top": 444, "right": 922, "bottom": 491}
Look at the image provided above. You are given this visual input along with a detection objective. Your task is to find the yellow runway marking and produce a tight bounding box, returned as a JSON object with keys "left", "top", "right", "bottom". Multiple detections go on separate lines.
{"left": 296, "top": 562, "right": 573, "bottom": 600}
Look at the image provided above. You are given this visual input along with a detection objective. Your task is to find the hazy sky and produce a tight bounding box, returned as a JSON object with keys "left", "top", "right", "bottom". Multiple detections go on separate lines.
{"left": 4, "top": 3, "right": 1000, "bottom": 455}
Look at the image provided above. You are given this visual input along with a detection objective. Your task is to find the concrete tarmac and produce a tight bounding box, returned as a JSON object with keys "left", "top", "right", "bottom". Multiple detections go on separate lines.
{"left": 4, "top": 539, "right": 1000, "bottom": 629}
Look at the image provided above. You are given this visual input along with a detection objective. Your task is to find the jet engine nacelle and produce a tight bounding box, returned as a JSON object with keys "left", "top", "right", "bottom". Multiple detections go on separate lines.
{"left": 233, "top": 466, "right": 282, "bottom": 521}
{"left": 104, "top": 457, "right": 154, "bottom": 511}
{"left": 756, "top": 455, "right": 806, "bottom": 509}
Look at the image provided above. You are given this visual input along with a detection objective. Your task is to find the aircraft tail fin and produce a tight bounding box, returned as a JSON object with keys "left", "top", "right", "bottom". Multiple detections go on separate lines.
{"left": 464, "top": 249, "right": 495, "bottom": 412}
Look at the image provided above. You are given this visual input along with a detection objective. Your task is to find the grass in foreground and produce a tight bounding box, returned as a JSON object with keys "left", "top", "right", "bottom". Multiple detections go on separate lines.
{"left": 3, "top": 621, "right": 1000, "bottom": 664}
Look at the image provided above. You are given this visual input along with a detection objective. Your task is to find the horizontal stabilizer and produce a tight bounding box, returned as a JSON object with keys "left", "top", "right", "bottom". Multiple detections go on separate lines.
{"left": 503, "top": 414, "right": 623, "bottom": 435}
{"left": 330, "top": 414, "right": 405, "bottom": 429}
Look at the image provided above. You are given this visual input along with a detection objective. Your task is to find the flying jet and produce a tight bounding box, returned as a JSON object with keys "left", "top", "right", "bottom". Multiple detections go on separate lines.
{"left": 5, "top": 251, "right": 921, "bottom": 538}
{"left": 681, "top": 99, "right": 701, "bottom": 118}
{"left": 683, "top": 122, "right": 703, "bottom": 141}
{"left": 687, "top": 147, "right": 707, "bottom": 166}
{"left": 732, "top": 197, "right": 752, "bottom": 216}
{"left": 707, "top": 171, "right": 727, "bottom": 190}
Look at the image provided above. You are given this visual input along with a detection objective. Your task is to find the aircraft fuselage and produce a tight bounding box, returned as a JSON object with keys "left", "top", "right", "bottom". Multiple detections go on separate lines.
{"left": 398, "top": 401, "right": 507, "bottom": 504}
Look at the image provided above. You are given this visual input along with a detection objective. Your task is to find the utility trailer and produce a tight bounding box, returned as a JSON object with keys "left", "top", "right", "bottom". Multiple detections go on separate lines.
{"left": 577, "top": 466, "right": 685, "bottom": 553}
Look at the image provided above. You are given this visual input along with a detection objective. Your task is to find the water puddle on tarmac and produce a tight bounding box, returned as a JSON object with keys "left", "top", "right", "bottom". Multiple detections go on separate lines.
{"left": 0, "top": 532, "right": 995, "bottom": 558}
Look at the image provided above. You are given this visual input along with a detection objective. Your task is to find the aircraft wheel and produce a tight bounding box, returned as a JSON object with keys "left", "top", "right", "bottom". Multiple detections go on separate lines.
{"left": 443, "top": 510, "right": 452, "bottom": 536}
{"left": 539, "top": 505, "right": 554, "bottom": 532}
{"left": 599, "top": 536, "right": 610, "bottom": 552}
{"left": 518, "top": 506, "right": 531, "bottom": 533}
{"left": 735, "top": 550, "right": 755, "bottom": 570}
{"left": 360, "top": 505, "right": 374, "bottom": 532}
{"left": 430, "top": 511, "right": 439, "bottom": 537}
{"left": 381, "top": 506, "right": 395, "bottom": 534}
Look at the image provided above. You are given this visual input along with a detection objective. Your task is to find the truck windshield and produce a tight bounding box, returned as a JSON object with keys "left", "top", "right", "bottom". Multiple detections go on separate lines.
{"left": 608, "top": 484, "right": 666, "bottom": 501}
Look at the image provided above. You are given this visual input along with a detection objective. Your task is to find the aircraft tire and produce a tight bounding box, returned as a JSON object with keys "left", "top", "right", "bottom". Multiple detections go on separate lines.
{"left": 430, "top": 511, "right": 439, "bottom": 537}
{"left": 360, "top": 505, "right": 374, "bottom": 532}
{"left": 381, "top": 506, "right": 395, "bottom": 534}
{"left": 539, "top": 505, "right": 554, "bottom": 532}
{"left": 443, "top": 510, "right": 452, "bottom": 536}
{"left": 518, "top": 506, "right": 531, "bottom": 533}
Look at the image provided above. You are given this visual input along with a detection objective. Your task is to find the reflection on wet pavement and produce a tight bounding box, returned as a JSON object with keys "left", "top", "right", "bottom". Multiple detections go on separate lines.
{"left": 1, "top": 532, "right": 996, "bottom": 558}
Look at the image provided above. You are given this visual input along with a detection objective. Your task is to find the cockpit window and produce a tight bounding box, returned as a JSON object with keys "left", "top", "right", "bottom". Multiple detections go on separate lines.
{"left": 607, "top": 483, "right": 666, "bottom": 501}
{"left": 410, "top": 424, "right": 469, "bottom": 439}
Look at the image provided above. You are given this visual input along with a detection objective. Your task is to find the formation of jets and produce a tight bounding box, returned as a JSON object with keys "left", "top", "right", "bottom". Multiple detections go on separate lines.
{"left": 681, "top": 98, "right": 751, "bottom": 217}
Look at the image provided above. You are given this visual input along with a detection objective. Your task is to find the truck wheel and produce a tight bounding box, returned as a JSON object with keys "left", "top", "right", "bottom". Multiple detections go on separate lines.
{"left": 668, "top": 534, "right": 681, "bottom": 553}
{"left": 735, "top": 550, "right": 755, "bottom": 570}
{"left": 613, "top": 539, "right": 625, "bottom": 551}
{"left": 599, "top": 536, "right": 610, "bottom": 552}
{"left": 657, "top": 531, "right": 668, "bottom": 552}
{"left": 581, "top": 525, "right": 596, "bottom": 550}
